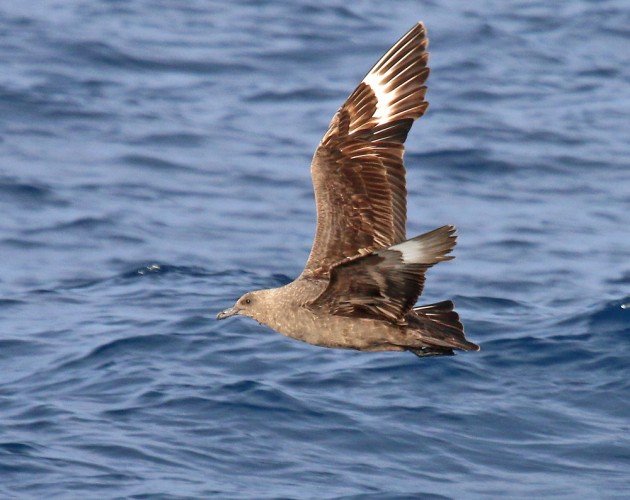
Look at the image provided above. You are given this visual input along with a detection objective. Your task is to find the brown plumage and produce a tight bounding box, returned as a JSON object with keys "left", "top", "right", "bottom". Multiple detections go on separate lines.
{"left": 217, "top": 23, "right": 480, "bottom": 358}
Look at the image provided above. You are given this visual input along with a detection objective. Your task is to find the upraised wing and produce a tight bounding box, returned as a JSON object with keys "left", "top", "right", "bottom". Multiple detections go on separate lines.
{"left": 302, "top": 23, "right": 430, "bottom": 278}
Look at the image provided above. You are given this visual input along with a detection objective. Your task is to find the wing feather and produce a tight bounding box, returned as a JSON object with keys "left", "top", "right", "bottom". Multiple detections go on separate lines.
{"left": 308, "top": 226, "right": 457, "bottom": 323}
{"left": 301, "top": 23, "right": 430, "bottom": 278}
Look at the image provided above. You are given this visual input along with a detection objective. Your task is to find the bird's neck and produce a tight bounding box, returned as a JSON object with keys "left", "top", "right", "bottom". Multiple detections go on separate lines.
{"left": 250, "top": 280, "right": 327, "bottom": 340}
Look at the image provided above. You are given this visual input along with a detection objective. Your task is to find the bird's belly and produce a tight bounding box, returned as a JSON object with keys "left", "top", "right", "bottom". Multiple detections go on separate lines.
{"left": 273, "top": 310, "right": 405, "bottom": 351}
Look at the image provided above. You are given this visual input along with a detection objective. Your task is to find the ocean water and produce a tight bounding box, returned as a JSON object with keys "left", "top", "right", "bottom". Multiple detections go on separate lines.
{"left": 1, "top": 0, "right": 628, "bottom": 497}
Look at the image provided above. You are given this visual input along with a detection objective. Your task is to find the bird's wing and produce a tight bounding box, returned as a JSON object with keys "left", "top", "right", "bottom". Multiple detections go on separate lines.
{"left": 308, "top": 226, "right": 456, "bottom": 323}
{"left": 301, "top": 23, "right": 430, "bottom": 278}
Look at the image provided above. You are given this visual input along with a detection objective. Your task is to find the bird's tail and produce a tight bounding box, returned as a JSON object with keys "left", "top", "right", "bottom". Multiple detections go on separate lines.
{"left": 408, "top": 300, "right": 480, "bottom": 355}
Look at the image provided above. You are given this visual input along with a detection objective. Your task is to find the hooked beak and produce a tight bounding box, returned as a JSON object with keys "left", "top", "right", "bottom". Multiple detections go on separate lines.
{"left": 216, "top": 307, "right": 239, "bottom": 320}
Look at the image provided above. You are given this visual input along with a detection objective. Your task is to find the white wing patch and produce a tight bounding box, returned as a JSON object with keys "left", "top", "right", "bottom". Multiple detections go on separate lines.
{"left": 362, "top": 71, "right": 395, "bottom": 126}
{"left": 388, "top": 225, "right": 456, "bottom": 265}
{"left": 358, "top": 23, "right": 427, "bottom": 129}
{"left": 389, "top": 239, "right": 429, "bottom": 264}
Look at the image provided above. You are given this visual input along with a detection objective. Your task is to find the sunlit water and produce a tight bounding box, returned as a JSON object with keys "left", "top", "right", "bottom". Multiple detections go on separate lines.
{"left": 1, "top": 0, "right": 628, "bottom": 497}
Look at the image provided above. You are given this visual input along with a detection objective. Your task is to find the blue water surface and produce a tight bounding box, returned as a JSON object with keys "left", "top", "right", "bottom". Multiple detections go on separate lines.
{"left": 1, "top": 0, "right": 628, "bottom": 497}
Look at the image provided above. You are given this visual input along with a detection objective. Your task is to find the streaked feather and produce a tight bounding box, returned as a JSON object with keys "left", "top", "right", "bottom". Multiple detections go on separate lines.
{"left": 302, "top": 23, "right": 430, "bottom": 278}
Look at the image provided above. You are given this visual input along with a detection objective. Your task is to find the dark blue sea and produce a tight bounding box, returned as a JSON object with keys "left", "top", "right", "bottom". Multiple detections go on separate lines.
{"left": 1, "top": 1, "right": 628, "bottom": 498}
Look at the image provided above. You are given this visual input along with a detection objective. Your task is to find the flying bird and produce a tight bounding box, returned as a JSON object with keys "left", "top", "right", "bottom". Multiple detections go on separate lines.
{"left": 217, "top": 23, "right": 480, "bottom": 357}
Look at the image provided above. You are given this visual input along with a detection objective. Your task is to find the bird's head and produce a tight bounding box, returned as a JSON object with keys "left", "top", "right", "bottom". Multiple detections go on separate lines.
{"left": 216, "top": 290, "right": 270, "bottom": 322}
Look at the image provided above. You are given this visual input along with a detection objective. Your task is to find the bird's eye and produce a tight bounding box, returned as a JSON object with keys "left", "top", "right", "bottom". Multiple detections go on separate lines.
{"left": 245, "top": 298, "right": 251, "bottom": 304}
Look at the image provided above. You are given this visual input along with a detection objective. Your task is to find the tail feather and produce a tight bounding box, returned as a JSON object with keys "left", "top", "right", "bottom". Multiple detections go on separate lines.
{"left": 410, "top": 300, "right": 480, "bottom": 352}
{"left": 409, "top": 346, "right": 454, "bottom": 357}
{"left": 414, "top": 300, "right": 463, "bottom": 332}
